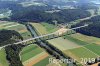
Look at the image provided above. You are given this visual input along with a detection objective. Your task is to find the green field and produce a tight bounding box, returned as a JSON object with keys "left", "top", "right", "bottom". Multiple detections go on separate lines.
{"left": 69, "top": 33, "right": 100, "bottom": 45}
{"left": 64, "top": 47, "right": 98, "bottom": 63}
{"left": 0, "top": 49, "right": 9, "bottom": 66}
{"left": 63, "top": 33, "right": 100, "bottom": 64}
{"left": 33, "top": 57, "right": 49, "bottom": 66}
{"left": 85, "top": 44, "right": 100, "bottom": 55}
{"left": 31, "top": 23, "right": 47, "bottom": 35}
{"left": 41, "top": 22, "right": 58, "bottom": 33}
{"left": 48, "top": 37, "right": 80, "bottom": 51}
{"left": 21, "top": 44, "right": 43, "bottom": 62}
{"left": 0, "top": 21, "right": 99, "bottom": 66}
{"left": 63, "top": 35, "right": 89, "bottom": 46}
{"left": 31, "top": 22, "right": 58, "bottom": 34}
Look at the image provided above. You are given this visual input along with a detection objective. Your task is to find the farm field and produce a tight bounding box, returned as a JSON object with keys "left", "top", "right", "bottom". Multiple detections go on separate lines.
{"left": 69, "top": 33, "right": 100, "bottom": 45}
{"left": 85, "top": 44, "right": 100, "bottom": 55}
{"left": 64, "top": 47, "right": 98, "bottom": 64}
{"left": 0, "top": 22, "right": 54, "bottom": 66}
{"left": 48, "top": 37, "right": 80, "bottom": 51}
{"left": 33, "top": 57, "right": 49, "bottom": 66}
{"left": 0, "top": 21, "right": 32, "bottom": 66}
{"left": 22, "top": 47, "right": 49, "bottom": 66}
{"left": 41, "top": 22, "right": 58, "bottom": 33}
{"left": 33, "top": 22, "right": 99, "bottom": 65}
{"left": 63, "top": 34, "right": 100, "bottom": 65}
{"left": 0, "top": 21, "right": 32, "bottom": 39}
{"left": 0, "top": 21, "right": 99, "bottom": 66}
{"left": 31, "top": 22, "right": 58, "bottom": 35}
{"left": 0, "top": 48, "right": 9, "bottom": 66}
{"left": 31, "top": 23, "right": 47, "bottom": 35}
{"left": 21, "top": 44, "right": 43, "bottom": 62}
{"left": 63, "top": 35, "right": 89, "bottom": 46}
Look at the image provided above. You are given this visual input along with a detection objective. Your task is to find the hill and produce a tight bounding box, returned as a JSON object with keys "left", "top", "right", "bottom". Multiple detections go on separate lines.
{"left": 72, "top": 15, "right": 100, "bottom": 38}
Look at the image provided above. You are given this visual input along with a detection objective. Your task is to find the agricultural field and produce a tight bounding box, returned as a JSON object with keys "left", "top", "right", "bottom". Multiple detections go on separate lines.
{"left": 21, "top": 44, "right": 51, "bottom": 66}
{"left": 0, "top": 48, "right": 9, "bottom": 66}
{"left": 31, "top": 23, "right": 48, "bottom": 35}
{"left": 0, "top": 21, "right": 99, "bottom": 66}
{"left": 48, "top": 33, "right": 100, "bottom": 64}
{"left": 0, "top": 21, "right": 32, "bottom": 66}
{"left": 64, "top": 47, "right": 98, "bottom": 64}
{"left": 33, "top": 57, "right": 49, "bottom": 66}
{"left": 41, "top": 22, "right": 58, "bottom": 33}
{"left": 69, "top": 33, "right": 100, "bottom": 45}
{"left": 32, "top": 22, "right": 99, "bottom": 65}
{"left": 31, "top": 22, "right": 58, "bottom": 35}
{"left": 48, "top": 37, "right": 80, "bottom": 51}
{"left": 21, "top": 44, "right": 43, "bottom": 62}
{"left": 63, "top": 34, "right": 100, "bottom": 65}
{"left": 0, "top": 21, "right": 32, "bottom": 39}
{"left": 85, "top": 44, "right": 100, "bottom": 55}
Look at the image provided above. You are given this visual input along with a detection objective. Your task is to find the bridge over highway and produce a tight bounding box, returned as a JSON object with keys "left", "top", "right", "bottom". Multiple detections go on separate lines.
{"left": 0, "top": 24, "right": 89, "bottom": 50}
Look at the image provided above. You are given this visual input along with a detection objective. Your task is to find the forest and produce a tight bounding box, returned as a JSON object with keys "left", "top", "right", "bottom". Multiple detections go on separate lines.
{"left": 10, "top": 9, "right": 91, "bottom": 23}
{"left": 0, "top": 30, "right": 23, "bottom": 46}
{"left": 5, "top": 44, "right": 24, "bottom": 66}
{"left": 72, "top": 15, "right": 100, "bottom": 38}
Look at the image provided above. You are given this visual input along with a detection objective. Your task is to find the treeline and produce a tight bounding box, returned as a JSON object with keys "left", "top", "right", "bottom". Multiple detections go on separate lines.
{"left": 0, "top": 30, "right": 23, "bottom": 46}
{"left": 0, "top": 29, "right": 24, "bottom": 66}
{"left": 77, "top": 2, "right": 98, "bottom": 10}
{"left": 5, "top": 44, "right": 24, "bottom": 66}
{"left": 10, "top": 9, "right": 91, "bottom": 23}
{"left": 72, "top": 15, "right": 100, "bottom": 38}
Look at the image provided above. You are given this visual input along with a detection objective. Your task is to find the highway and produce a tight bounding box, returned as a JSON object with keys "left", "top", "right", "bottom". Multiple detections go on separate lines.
{"left": 0, "top": 24, "right": 88, "bottom": 50}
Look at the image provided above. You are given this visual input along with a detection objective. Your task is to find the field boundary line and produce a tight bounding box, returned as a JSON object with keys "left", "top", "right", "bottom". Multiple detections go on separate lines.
{"left": 23, "top": 51, "right": 48, "bottom": 66}
{"left": 63, "top": 39, "right": 95, "bottom": 51}
{"left": 83, "top": 47, "right": 99, "bottom": 57}
{"left": 23, "top": 51, "right": 46, "bottom": 64}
